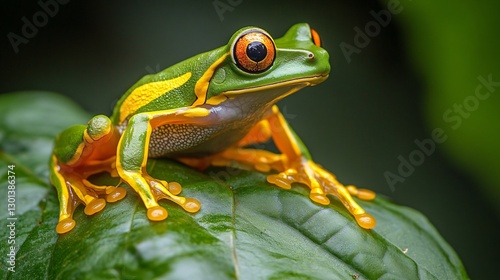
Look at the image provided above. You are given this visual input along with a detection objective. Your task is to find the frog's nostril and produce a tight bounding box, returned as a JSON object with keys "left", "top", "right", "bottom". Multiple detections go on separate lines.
{"left": 308, "top": 52, "right": 314, "bottom": 59}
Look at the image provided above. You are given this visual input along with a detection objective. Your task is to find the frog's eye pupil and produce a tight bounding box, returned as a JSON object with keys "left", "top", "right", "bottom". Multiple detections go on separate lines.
{"left": 246, "top": 41, "right": 267, "bottom": 62}
{"left": 232, "top": 30, "right": 276, "bottom": 73}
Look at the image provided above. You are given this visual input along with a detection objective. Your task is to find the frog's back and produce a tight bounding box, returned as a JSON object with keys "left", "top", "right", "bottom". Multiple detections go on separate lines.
{"left": 110, "top": 47, "right": 228, "bottom": 125}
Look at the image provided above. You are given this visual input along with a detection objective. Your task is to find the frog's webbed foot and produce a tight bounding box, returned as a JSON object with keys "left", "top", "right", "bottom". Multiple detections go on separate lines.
{"left": 54, "top": 176, "right": 127, "bottom": 234}
{"left": 267, "top": 157, "right": 376, "bottom": 229}
{"left": 51, "top": 157, "right": 127, "bottom": 234}
{"left": 120, "top": 171, "right": 201, "bottom": 222}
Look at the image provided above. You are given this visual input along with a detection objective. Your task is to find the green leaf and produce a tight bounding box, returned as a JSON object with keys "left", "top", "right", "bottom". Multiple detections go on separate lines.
{"left": 0, "top": 92, "right": 468, "bottom": 279}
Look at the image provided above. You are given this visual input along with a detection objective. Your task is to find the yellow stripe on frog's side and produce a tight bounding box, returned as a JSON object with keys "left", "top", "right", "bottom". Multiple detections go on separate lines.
{"left": 119, "top": 72, "right": 192, "bottom": 123}
{"left": 193, "top": 53, "right": 229, "bottom": 106}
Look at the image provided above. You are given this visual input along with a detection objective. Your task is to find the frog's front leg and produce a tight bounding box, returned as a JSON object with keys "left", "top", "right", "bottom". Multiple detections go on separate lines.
{"left": 209, "top": 106, "right": 377, "bottom": 229}
{"left": 116, "top": 109, "right": 206, "bottom": 221}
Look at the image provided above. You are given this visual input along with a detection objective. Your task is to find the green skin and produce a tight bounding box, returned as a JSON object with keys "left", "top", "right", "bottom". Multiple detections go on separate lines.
{"left": 55, "top": 23, "right": 329, "bottom": 168}
{"left": 50, "top": 23, "right": 380, "bottom": 235}
{"left": 111, "top": 23, "right": 329, "bottom": 124}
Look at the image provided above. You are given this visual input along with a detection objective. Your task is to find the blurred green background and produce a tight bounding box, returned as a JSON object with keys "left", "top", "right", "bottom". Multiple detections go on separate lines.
{"left": 1, "top": 0, "right": 499, "bottom": 278}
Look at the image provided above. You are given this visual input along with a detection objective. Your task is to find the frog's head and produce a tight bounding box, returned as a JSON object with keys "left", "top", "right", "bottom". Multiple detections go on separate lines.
{"left": 196, "top": 23, "right": 331, "bottom": 106}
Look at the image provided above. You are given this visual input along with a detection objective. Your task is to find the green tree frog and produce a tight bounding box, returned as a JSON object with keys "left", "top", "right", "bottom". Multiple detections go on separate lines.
{"left": 50, "top": 23, "right": 376, "bottom": 234}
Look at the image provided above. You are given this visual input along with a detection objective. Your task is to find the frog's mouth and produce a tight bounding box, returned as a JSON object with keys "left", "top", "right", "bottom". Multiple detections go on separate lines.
{"left": 205, "top": 74, "right": 329, "bottom": 105}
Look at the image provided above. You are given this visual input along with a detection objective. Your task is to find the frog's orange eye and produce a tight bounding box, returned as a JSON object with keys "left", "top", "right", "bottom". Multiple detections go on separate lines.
{"left": 310, "top": 28, "right": 321, "bottom": 47}
{"left": 232, "top": 30, "right": 275, "bottom": 73}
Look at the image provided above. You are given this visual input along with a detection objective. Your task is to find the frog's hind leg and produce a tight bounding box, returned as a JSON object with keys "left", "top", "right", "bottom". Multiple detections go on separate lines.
{"left": 186, "top": 107, "right": 377, "bottom": 229}
{"left": 263, "top": 106, "right": 377, "bottom": 229}
{"left": 50, "top": 115, "right": 126, "bottom": 234}
{"left": 50, "top": 156, "right": 107, "bottom": 234}
{"left": 50, "top": 156, "right": 79, "bottom": 234}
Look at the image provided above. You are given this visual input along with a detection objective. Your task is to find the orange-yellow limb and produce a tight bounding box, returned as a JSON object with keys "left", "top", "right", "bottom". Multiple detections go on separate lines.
{"left": 115, "top": 108, "right": 212, "bottom": 223}
{"left": 199, "top": 105, "right": 377, "bottom": 229}
{"left": 50, "top": 121, "right": 126, "bottom": 234}
{"left": 51, "top": 156, "right": 127, "bottom": 234}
